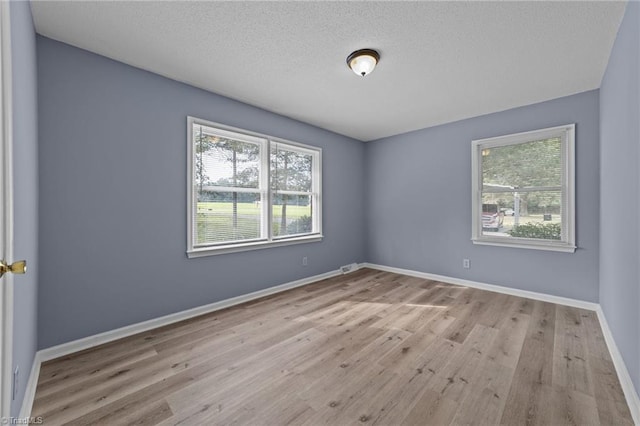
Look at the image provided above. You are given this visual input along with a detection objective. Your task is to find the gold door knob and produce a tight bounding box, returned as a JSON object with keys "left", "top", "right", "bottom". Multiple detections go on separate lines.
{"left": 0, "top": 260, "right": 27, "bottom": 278}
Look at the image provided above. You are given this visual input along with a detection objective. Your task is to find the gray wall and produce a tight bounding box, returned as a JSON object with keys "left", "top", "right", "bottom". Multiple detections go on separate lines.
{"left": 37, "top": 37, "right": 366, "bottom": 349}
{"left": 600, "top": 1, "right": 640, "bottom": 395}
{"left": 365, "top": 90, "right": 600, "bottom": 302}
{"left": 10, "top": 1, "right": 38, "bottom": 417}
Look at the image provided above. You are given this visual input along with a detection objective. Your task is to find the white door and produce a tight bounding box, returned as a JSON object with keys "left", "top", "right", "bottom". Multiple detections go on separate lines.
{"left": 0, "top": 1, "right": 22, "bottom": 419}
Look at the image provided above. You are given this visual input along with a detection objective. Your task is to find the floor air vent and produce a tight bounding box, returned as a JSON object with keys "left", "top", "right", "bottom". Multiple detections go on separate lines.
{"left": 340, "top": 263, "right": 358, "bottom": 274}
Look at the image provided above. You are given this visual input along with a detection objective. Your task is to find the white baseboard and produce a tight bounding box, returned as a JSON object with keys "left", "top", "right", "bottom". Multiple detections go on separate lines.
{"left": 363, "top": 262, "right": 639, "bottom": 424}
{"left": 361, "top": 262, "right": 598, "bottom": 311}
{"left": 596, "top": 306, "right": 640, "bottom": 425}
{"left": 18, "top": 266, "right": 348, "bottom": 418}
{"left": 38, "top": 267, "right": 346, "bottom": 363}
{"left": 19, "top": 263, "right": 640, "bottom": 423}
{"left": 18, "top": 351, "right": 41, "bottom": 419}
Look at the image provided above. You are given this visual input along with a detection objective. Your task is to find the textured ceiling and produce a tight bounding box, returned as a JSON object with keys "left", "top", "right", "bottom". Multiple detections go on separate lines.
{"left": 31, "top": 1, "right": 626, "bottom": 142}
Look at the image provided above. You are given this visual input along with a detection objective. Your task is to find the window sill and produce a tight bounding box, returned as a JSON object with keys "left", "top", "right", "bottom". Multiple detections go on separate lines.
{"left": 187, "top": 234, "right": 323, "bottom": 258}
{"left": 472, "top": 237, "right": 576, "bottom": 253}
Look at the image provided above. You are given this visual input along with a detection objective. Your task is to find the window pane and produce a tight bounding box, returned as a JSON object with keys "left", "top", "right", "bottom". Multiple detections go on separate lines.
{"left": 482, "top": 137, "right": 562, "bottom": 189}
{"left": 189, "top": 119, "right": 323, "bottom": 254}
{"left": 271, "top": 145, "right": 313, "bottom": 192}
{"left": 272, "top": 195, "right": 312, "bottom": 237}
{"left": 471, "top": 125, "right": 573, "bottom": 251}
{"left": 193, "top": 125, "right": 261, "bottom": 189}
{"left": 481, "top": 190, "right": 562, "bottom": 240}
{"left": 195, "top": 192, "right": 262, "bottom": 245}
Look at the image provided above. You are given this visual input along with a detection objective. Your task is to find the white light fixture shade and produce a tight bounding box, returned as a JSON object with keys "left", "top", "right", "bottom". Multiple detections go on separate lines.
{"left": 347, "top": 49, "right": 380, "bottom": 77}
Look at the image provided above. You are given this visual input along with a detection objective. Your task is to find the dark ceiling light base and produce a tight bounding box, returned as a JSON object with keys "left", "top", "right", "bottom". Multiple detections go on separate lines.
{"left": 346, "top": 49, "right": 380, "bottom": 77}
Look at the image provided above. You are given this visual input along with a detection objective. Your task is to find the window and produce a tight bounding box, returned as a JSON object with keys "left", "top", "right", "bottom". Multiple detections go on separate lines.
{"left": 471, "top": 124, "right": 575, "bottom": 252}
{"left": 187, "top": 117, "right": 322, "bottom": 257}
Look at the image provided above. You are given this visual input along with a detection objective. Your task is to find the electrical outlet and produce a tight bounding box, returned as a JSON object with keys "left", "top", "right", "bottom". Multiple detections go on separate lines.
{"left": 302, "top": 256, "right": 308, "bottom": 266}
{"left": 13, "top": 366, "right": 18, "bottom": 400}
{"left": 463, "top": 259, "right": 470, "bottom": 269}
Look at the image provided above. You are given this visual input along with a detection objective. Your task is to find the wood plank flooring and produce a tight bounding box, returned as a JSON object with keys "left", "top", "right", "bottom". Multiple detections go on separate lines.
{"left": 31, "top": 268, "right": 634, "bottom": 425}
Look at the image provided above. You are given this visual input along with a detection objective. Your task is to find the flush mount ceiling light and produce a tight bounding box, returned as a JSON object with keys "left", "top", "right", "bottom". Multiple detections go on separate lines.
{"left": 346, "top": 49, "right": 380, "bottom": 77}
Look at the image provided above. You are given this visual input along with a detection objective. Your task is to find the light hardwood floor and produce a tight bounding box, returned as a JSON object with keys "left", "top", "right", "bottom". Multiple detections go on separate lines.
{"left": 31, "top": 268, "right": 633, "bottom": 425}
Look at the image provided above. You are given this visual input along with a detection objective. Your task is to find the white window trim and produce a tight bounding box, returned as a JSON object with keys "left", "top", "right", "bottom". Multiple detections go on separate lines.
{"left": 186, "top": 116, "right": 323, "bottom": 257}
{"left": 471, "top": 124, "right": 576, "bottom": 253}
